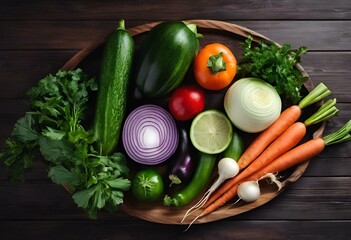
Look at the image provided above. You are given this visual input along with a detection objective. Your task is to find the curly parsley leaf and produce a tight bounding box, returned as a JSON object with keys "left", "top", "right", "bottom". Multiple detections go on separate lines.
{"left": 239, "top": 36, "right": 309, "bottom": 104}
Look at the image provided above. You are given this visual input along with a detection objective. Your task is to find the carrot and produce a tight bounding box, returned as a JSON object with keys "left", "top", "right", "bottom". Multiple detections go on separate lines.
{"left": 249, "top": 138, "right": 325, "bottom": 180}
{"left": 198, "top": 138, "right": 325, "bottom": 220}
{"left": 189, "top": 119, "right": 351, "bottom": 225}
{"left": 237, "top": 105, "right": 301, "bottom": 170}
{"left": 199, "top": 97, "right": 337, "bottom": 212}
{"left": 238, "top": 82, "right": 331, "bottom": 170}
{"left": 203, "top": 121, "right": 306, "bottom": 208}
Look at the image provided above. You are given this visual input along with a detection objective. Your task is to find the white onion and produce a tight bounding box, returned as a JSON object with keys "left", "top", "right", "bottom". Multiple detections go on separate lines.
{"left": 224, "top": 77, "right": 282, "bottom": 133}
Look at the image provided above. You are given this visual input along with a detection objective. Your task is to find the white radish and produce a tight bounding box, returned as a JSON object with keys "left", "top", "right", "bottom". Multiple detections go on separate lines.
{"left": 237, "top": 173, "right": 283, "bottom": 203}
{"left": 181, "top": 157, "right": 239, "bottom": 223}
{"left": 237, "top": 181, "right": 261, "bottom": 202}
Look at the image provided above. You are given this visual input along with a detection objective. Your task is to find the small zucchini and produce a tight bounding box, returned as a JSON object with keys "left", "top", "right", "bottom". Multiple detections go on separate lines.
{"left": 223, "top": 130, "right": 244, "bottom": 161}
{"left": 94, "top": 19, "right": 134, "bottom": 155}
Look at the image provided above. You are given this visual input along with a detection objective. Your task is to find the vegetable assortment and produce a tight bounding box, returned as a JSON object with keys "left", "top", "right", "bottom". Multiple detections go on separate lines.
{"left": 1, "top": 19, "right": 351, "bottom": 224}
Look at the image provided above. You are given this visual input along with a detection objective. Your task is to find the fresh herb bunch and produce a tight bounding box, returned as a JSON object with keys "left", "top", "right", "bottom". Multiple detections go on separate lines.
{"left": 0, "top": 69, "right": 131, "bottom": 219}
{"left": 239, "top": 36, "right": 309, "bottom": 104}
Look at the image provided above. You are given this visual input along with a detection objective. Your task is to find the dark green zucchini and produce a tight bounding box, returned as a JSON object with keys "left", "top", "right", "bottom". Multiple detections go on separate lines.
{"left": 134, "top": 21, "right": 201, "bottom": 98}
{"left": 94, "top": 19, "right": 134, "bottom": 155}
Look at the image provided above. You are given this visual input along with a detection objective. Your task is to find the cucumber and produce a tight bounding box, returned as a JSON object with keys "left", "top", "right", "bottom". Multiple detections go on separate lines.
{"left": 223, "top": 130, "right": 244, "bottom": 161}
{"left": 94, "top": 19, "right": 134, "bottom": 155}
{"left": 134, "top": 21, "right": 201, "bottom": 98}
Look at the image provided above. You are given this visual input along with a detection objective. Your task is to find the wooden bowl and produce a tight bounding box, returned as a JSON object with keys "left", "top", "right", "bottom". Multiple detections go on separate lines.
{"left": 61, "top": 20, "right": 324, "bottom": 225}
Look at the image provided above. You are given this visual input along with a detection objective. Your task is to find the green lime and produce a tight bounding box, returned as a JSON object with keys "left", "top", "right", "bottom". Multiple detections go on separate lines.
{"left": 190, "top": 109, "right": 233, "bottom": 154}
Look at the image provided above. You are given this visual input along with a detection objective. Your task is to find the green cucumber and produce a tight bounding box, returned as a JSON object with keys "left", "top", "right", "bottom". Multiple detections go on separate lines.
{"left": 223, "top": 130, "right": 244, "bottom": 161}
{"left": 94, "top": 19, "right": 134, "bottom": 155}
{"left": 134, "top": 21, "right": 201, "bottom": 98}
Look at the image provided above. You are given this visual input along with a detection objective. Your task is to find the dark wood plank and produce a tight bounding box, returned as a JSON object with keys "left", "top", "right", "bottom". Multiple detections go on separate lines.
{"left": 1, "top": 219, "right": 350, "bottom": 240}
{"left": 305, "top": 157, "right": 351, "bottom": 176}
{"left": 303, "top": 52, "right": 351, "bottom": 102}
{"left": 0, "top": 0, "right": 350, "bottom": 20}
{"left": 1, "top": 21, "right": 351, "bottom": 50}
{"left": 0, "top": 177, "right": 350, "bottom": 220}
{"left": 0, "top": 20, "right": 144, "bottom": 50}
{"left": 0, "top": 50, "right": 78, "bottom": 99}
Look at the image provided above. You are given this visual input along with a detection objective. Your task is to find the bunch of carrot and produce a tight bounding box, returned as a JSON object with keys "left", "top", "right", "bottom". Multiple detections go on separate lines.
{"left": 184, "top": 83, "right": 351, "bottom": 225}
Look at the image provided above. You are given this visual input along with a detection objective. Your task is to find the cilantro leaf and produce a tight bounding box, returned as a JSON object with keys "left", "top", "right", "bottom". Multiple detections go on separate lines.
{"left": 48, "top": 165, "right": 83, "bottom": 187}
{"left": 0, "top": 139, "right": 36, "bottom": 181}
{"left": 12, "top": 112, "right": 40, "bottom": 142}
{"left": 0, "top": 113, "right": 40, "bottom": 180}
{"left": 105, "top": 178, "right": 131, "bottom": 191}
{"left": 42, "top": 127, "right": 66, "bottom": 140}
{"left": 38, "top": 137, "right": 75, "bottom": 165}
{"left": 73, "top": 185, "right": 98, "bottom": 209}
{"left": 71, "top": 152, "right": 131, "bottom": 219}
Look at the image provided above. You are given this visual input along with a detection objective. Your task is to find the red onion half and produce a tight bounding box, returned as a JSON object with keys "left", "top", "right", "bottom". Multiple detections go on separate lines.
{"left": 122, "top": 104, "right": 179, "bottom": 165}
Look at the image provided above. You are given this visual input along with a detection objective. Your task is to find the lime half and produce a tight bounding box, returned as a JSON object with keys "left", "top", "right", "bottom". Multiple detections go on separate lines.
{"left": 190, "top": 110, "right": 233, "bottom": 154}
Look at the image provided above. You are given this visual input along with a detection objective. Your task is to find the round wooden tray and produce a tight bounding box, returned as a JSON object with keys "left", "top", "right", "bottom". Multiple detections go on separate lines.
{"left": 61, "top": 20, "right": 324, "bottom": 225}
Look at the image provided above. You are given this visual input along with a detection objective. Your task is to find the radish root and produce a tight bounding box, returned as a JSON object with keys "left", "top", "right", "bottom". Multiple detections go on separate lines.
{"left": 258, "top": 172, "right": 283, "bottom": 191}
{"left": 180, "top": 189, "right": 211, "bottom": 223}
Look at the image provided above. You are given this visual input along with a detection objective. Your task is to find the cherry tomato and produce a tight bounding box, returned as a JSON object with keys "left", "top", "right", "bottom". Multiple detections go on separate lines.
{"left": 194, "top": 43, "right": 237, "bottom": 90}
{"left": 168, "top": 85, "right": 205, "bottom": 121}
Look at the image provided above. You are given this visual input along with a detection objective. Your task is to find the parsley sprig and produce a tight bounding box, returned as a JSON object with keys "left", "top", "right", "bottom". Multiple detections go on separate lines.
{"left": 239, "top": 36, "right": 309, "bottom": 104}
{"left": 0, "top": 69, "right": 131, "bottom": 219}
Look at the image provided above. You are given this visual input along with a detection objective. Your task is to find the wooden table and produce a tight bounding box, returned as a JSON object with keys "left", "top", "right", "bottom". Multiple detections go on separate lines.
{"left": 1, "top": 1, "right": 350, "bottom": 239}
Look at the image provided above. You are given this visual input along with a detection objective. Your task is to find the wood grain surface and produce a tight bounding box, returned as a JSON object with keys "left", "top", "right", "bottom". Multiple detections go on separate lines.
{"left": 0, "top": 1, "right": 350, "bottom": 239}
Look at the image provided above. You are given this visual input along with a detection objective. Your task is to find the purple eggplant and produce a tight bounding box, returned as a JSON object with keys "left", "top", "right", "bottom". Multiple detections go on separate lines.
{"left": 168, "top": 127, "right": 195, "bottom": 186}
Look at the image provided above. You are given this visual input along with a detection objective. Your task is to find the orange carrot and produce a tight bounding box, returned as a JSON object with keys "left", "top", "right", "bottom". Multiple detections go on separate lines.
{"left": 250, "top": 138, "right": 325, "bottom": 179}
{"left": 203, "top": 121, "right": 306, "bottom": 208}
{"left": 197, "top": 119, "right": 351, "bottom": 221}
{"left": 199, "top": 137, "right": 326, "bottom": 219}
{"left": 237, "top": 105, "right": 302, "bottom": 170}
{"left": 237, "top": 82, "right": 331, "bottom": 170}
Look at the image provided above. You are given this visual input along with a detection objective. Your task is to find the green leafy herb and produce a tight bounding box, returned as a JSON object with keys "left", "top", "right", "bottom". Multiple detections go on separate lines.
{"left": 0, "top": 69, "right": 131, "bottom": 219}
{"left": 0, "top": 112, "right": 40, "bottom": 180}
{"left": 239, "top": 36, "right": 309, "bottom": 104}
{"left": 71, "top": 152, "right": 130, "bottom": 218}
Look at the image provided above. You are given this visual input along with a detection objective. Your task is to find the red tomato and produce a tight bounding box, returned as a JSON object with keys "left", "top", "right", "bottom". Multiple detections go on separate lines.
{"left": 168, "top": 85, "right": 205, "bottom": 121}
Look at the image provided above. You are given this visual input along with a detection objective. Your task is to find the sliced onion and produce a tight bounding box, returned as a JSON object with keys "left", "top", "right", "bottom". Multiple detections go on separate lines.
{"left": 224, "top": 77, "right": 282, "bottom": 133}
{"left": 122, "top": 104, "right": 179, "bottom": 165}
